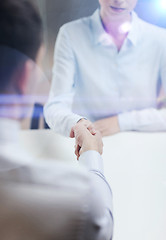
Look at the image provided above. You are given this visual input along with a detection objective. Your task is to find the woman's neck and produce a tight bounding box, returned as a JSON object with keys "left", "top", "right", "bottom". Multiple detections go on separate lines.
{"left": 100, "top": 9, "right": 132, "bottom": 50}
{"left": 100, "top": 9, "right": 131, "bottom": 36}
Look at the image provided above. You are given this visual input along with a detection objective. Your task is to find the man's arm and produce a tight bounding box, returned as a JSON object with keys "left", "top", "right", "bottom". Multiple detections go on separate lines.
{"left": 73, "top": 125, "right": 113, "bottom": 240}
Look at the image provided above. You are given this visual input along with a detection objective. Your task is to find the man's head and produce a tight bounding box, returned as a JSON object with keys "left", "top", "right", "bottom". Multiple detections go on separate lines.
{"left": 0, "top": 0, "right": 43, "bottom": 61}
{"left": 0, "top": 0, "right": 43, "bottom": 94}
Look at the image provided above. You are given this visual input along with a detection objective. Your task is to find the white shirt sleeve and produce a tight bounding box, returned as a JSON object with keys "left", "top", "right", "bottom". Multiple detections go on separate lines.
{"left": 79, "top": 150, "right": 113, "bottom": 240}
{"left": 118, "top": 43, "right": 166, "bottom": 133}
{"left": 118, "top": 108, "right": 166, "bottom": 132}
{"left": 44, "top": 26, "right": 84, "bottom": 136}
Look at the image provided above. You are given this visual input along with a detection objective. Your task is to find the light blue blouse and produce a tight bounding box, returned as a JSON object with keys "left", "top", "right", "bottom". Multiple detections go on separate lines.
{"left": 44, "top": 9, "right": 166, "bottom": 136}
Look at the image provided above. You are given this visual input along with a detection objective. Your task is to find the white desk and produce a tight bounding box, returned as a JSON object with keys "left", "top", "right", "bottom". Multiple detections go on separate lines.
{"left": 20, "top": 130, "right": 166, "bottom": 240}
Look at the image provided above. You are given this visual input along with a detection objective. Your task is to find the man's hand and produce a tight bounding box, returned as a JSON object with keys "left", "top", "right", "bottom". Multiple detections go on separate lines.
{"left": 73, "top": 124, "right": 103, "bottom": 160}
{"left": 94, "top": 116, "right": 120, "bottom": 137}
{"left": 70, "top": 118, "right": 96, "bottom": 138}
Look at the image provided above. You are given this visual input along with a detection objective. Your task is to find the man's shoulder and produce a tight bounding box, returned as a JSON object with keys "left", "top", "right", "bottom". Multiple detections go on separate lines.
{"left": 0, "top": 154, "right": 91, "bottom": 192}
{"left": 39, "top": 160, "right": 91, "bottom": 190}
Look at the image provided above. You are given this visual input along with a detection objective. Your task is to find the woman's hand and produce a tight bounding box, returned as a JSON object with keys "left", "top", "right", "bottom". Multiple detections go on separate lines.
{"left": 94, "top": 116, "right": 120, "bottom": 137}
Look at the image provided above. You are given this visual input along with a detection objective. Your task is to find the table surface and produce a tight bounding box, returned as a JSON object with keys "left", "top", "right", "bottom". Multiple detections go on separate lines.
{"left": 19, "top": 130, "right": 166, "bottom": 240}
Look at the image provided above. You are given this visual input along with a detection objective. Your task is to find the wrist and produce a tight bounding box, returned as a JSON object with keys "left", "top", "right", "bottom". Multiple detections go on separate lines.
{"left": 81, "top": 142, "right": 101, "bottom": 156}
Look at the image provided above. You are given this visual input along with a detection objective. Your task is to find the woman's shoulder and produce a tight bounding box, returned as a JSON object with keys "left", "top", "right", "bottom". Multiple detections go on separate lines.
{"left": 139, "top": 17, "right": 166, "bottom": 38}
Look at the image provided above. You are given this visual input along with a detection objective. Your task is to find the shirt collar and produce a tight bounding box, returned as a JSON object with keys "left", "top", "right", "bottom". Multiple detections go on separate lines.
{"left": 127, "top": 11, "right": 140, "bottom": 46}
{"left": 91, "top": 9, "right": 140, "bottom": 47}
{"left": 91, "top": 9, "right": 107, "bottom": 45}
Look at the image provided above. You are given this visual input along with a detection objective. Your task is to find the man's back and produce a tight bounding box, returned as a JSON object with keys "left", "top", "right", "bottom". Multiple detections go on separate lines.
{"left": 0, "top": 181, "right": 90, "bottom": 240}
{"left": 0, "top": 118, "right": 113, "bottom": 240}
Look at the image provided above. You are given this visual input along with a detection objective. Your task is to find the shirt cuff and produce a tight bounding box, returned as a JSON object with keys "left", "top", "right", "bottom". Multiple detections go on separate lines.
{"left": 79, "top": 150, "right": 104, "bottom": 175}
{"left": 118, "top": 112, "right": 133, "bottom": 131}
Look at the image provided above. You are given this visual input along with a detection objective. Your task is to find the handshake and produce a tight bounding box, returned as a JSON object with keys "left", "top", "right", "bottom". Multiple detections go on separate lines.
{"left": 70, "top": 119, "right": 103, "bottom": 160}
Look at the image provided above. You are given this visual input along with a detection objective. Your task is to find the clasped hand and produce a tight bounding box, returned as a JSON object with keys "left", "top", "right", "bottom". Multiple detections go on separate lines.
{"left": 70, "top": 119, "right": 103, "bottom": 160}
{"left": 70, "top": 117, "right": 120, "bottom": 159}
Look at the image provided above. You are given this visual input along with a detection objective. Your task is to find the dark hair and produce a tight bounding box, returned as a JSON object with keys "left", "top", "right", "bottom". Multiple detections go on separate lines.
{"left": 0, "top": 0, "right": 43, "bottom": 92}
{"left": 0, "top": 0, "right": 43, "bottom": 61}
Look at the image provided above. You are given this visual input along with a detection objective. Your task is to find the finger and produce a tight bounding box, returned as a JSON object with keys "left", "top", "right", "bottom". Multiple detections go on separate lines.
{"left": 75, "top": 148, "right": 79, "bottom": 159}
{"left": 87, "top": 125, "right": 96, "bottom": 135}
{"left": 75, "top": 144, "right": 81, "bottom": 160}
{"left": 78, "top": 146, "right": 83, "bottom": 157}
{"left": 74, "top": 148, "right": 79, "bottom": 158}
{"left": 70, "top": 127, "right": 75, "bottom": 138}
